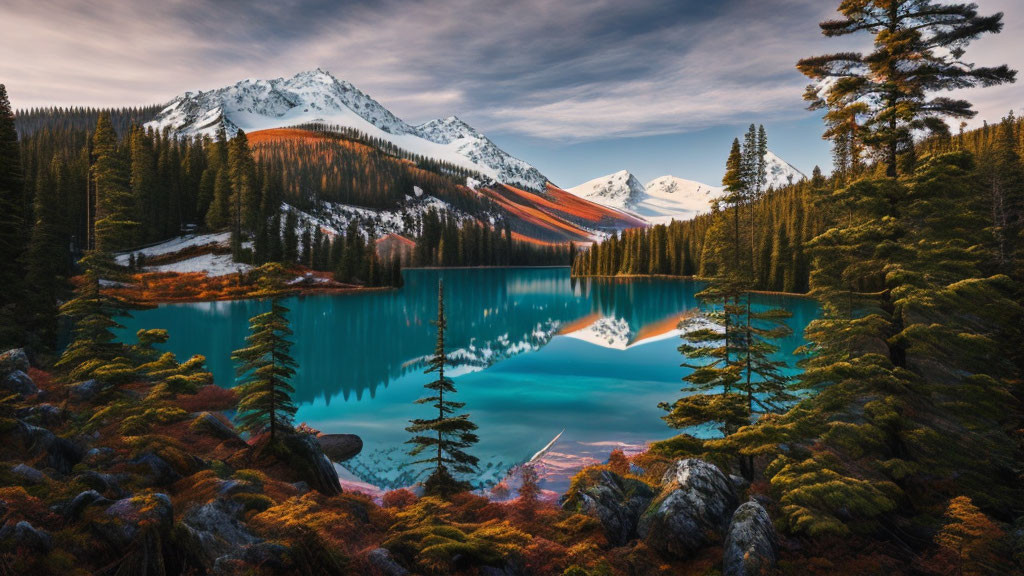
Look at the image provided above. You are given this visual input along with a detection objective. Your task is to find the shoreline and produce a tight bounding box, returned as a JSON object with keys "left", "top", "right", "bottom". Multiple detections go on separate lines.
{"left": 571, "top": 273, "right": 815, "bottom": 299}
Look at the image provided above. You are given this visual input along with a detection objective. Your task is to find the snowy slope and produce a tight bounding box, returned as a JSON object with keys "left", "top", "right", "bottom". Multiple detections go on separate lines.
{"left": 565, "top": 170, "right": 646, "bottom": 211}
{"left": 764, "top": 150, "right": 806, "bottom": 189}
{"left": 639, "top": 176, "right": 725, "bottom": 223}
{"left": 145, "top": 69, "right": 549, "bottom": 191}
{"left": 566, "top": 150, "right": 805, "bottom": 225}
{"left": 567, "top": 172, "right": 723, "bottom": 224}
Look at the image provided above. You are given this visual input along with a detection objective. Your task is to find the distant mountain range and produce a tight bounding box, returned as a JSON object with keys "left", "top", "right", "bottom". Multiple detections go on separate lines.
{"left": 565, "top": 152, "right": 805, "bottom": 223}
{"left": 147, "top": 68, "right": 806, "bottom": 231}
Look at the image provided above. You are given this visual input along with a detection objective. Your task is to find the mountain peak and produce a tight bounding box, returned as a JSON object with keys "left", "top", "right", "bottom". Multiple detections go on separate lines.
{"left": 566, "top": 170, "right": 645, "bottom": 211}
{"left": 145, "top": 69, "right": 549, "bottom": 191}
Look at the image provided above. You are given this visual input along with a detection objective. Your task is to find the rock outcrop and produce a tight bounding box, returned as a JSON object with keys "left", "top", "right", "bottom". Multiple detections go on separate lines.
{"left": 368, "top": 548, "right": 411, "bottom": 576}
{"left": 11, "top": 463, "right": 46, "bottom": 484}
{"left": 190, "top": 412, "right": 241, "bottom": 441}
{"left": 279, "top": 432, "right": 342, "bottom": 495}
{"left": 182, "top": 498, "right": 262, "bottom": 568}
{"left": 2, "top": 369, "right": 39, "bottom": 396}
{"left": 0, "top": 520, "right": 53, "bottom": 553}
{"left": 69, "top": 379, "right": 106, "bottom": 402}
{"left": 561, "top": 469, "right": 656, "bottom": 546}
{"left": 0, "top": 348, "right": 30, "bottom": 374}
{"left": 317, "top": 433, "right": 363, "bottom": 462}
{"left": 638, "top": 459, "right": 739, "bottom": 558}
{"left": 723, "top": 500, "right": 778, "bottom": 576}
{"left": 8, "top": 419, "right": 83, "bottom": 474}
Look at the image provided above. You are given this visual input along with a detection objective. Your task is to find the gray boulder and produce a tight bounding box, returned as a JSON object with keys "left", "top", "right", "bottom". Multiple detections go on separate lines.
{"left": 317, "top": 433, "right": 363, "bottom": 462}
{"left": 279, "top": 431, "right": 342, "bottom": 495}
{"left": 9, "top": 419, "right": 83, "bottom": 474}
{"left": 2, "top": 370, "right": 38, "bottom": 396}
{"left": 183, "top": 498, "right": 262, "bottom": 567}
{"left": 723, "top": 500, "right": 778, "bottom": 576}
{"left": 0, "top": 348, "right": 30, "bottom": 375}
{"left": 638, "top": 459, "right": 739, "bottom": 558}
{"left": 69, "top": 379, "right": 105, "bottom": 402}
{"left": 130, "top": 451, "right": 183, "bottom": 486}
{"left": 16, "top": 403, "right": 62, "bottom": 427}
{"left": 367, "top": 548, "right": 411, "bottom": 576}
{"left": 561, "top": 469, "right": 656, "bottom": 546}
{"left": 0, "top": 520, "right": 52, "bottom": 553}
{"left": 95, "top": 493, "right": 174, "bottom": 548}
{"left": 11, "top": 463, "right": 46, "bottom": 484}
{"left": 60, "top": 489, "right": 111, "bottom": 520}
{"left": 191, "top": 412, "right": 241, "bottom": 441}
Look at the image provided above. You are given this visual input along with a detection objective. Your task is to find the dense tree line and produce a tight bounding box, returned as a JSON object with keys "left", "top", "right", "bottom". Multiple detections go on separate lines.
{"left": 296, "top": 122, "right": 487, "bottom": 182}
{"left": 14, "top": 105, "right": 163, "bottom": 138}
{"left": 650, "top": 3, "right": 1024, "bottom": 573}
{"left": 252, "top": 126, "right": 491, "bottom": 213}
{"left": 573, "top": 169, "right": 827, "bottom": 294}
{"left": 412, "top": 208, "right": 570, "bottom": 268}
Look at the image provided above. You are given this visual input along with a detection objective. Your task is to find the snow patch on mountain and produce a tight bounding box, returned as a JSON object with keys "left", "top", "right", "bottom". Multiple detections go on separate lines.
{"left": 565, "top": 150, "right": 804, "bottom": 225}
{"left": 565, "top": 170, "right": 646, "bottom": 211}
{"left": 146, "top": 69, "right": 549, "bottom": 191}
{"left": 567, "top": 172, "right": 723, "bottom": 225}
{"left": 764, "top": 150, "right": 806, "bottom": 189}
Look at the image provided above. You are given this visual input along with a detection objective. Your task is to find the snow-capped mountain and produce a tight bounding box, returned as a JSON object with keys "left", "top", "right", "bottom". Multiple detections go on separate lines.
{"left": 567, "top": 172, "right": 723, "bottom": 224}
{"left": 145, "top": 69, "right": 549, "bottom": 191}
{"left": 764, "top": 150, "right": 806, "bottom": 189}
{"left": 567, "top": 150, "right": 805, "bottom": 225}
{"left": 565, "top": 170, "right": 646, "bottom": 211}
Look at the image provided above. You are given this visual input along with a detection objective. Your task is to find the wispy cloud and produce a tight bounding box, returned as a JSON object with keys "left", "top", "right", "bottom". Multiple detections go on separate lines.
{"left": 1, "top": 0, "right": 1018, "bottom": 141}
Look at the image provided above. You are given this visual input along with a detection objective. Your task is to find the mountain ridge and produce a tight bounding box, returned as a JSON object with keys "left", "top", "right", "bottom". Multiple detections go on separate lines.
{"left": 145, "top": 69, "right": 550, "bottom": 191}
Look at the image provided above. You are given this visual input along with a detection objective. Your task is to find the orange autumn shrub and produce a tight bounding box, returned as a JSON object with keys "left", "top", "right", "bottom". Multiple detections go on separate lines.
{"left": 178, "top": 385, "right": 237, "bottom": 412}
{"left": 382, "top": 489, "right": 417, "bottom": 509}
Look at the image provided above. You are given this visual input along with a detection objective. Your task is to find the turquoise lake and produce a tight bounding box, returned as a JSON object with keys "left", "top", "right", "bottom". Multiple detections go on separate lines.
{"left": 116, "top": 268, "right": 819, "bottom": 493}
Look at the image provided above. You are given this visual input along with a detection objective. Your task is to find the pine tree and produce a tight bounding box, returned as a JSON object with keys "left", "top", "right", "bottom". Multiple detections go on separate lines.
{"left": 283, "top": 209, "right": 298, "bottom": 263}
{"left": 406, "top": 279, "right": 479, "bottom": 496}
{"left": 0, "top": 84, "right": 26, "bottom": 347}
{"left": 232, "top": 263, "right": 298, "bottom": 440}
{"left": 206, "top": 168, "right": 231, "bottom": 229}
{"left": 24, "top": 162, "right": 70, "bottom": 351}
{"left": 129, "top": 126, "right": 158, "bottom": 243}
{"left": 660, "top": 282, "right": 748, "bottom": 438}
{"left": 798, "top": 1, "right": 1016, "bottom": 177}
{"left": 228, "top": 130, "right": 259, "bottom": 234}
{"left": 91, "top": 113, "right": 137, "bottom": 252}
{"left": 55, "top": 256, "right": 136, "bottom": 386}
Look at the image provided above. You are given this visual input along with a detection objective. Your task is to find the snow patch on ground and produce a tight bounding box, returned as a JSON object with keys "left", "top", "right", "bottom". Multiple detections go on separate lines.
{"left": 114, "top": 232, "right": 231, "bottom": 265}
{"left": 148, "top": 253, "right": 252, "bottom": 277}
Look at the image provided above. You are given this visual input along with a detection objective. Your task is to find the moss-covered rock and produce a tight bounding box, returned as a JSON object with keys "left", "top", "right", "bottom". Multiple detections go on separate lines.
{"left": 723, "top": 500, "right": 778, "bottom": 576}
{"left": 562, "top": 468, "right": 656, "bottom": 546}
{"left": 638, "top": 458, "right": 738, "bottom": 558}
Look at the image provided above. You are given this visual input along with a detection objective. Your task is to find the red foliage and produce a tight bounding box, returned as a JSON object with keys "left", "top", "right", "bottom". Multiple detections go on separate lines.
{"left": 381, "top": 489, "right": 418, "bottom": 509}
{"left": 26, "top": 367, "right": 55, "bottom": 393}
{"left": 607, "top": 449, "right": 630, "bottom": 476}
{"left": 178, "top": 385, "right": 237, "bottom": 412}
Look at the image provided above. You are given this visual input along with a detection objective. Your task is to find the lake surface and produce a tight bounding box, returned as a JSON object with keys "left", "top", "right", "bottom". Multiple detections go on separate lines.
{"left": 117, "top": 268, "right": 819, "bottom": 493}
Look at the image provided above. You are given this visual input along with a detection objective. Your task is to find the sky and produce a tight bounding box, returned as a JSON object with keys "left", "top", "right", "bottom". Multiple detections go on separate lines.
{"left": 1, "top": 0, "right": 1021, "bottom": 187}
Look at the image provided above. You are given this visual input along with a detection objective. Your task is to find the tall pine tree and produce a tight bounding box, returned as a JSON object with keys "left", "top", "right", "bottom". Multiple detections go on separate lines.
{"left": 231, "top": 263, "right": 298, "bottom": 440}
{"left": 798, "top": 0, "right": 1015, "bottom": 177}
{"left": 406, "top": 278, "right": 479, "bottom": 496}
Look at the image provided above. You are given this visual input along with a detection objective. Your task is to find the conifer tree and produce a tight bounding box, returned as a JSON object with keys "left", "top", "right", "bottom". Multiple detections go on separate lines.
{"left": 406, "top": 279, "right": 479, "bottom": 496}
{"left": 55, "top": 253, "right": 136, "bottom": 385}
{"left": 232, "top": 263, "right": 298, "bottom": 440}
{"left": 91, "top": 112, "right": 137, "bottom": 251}
{"left": 283, "top": 210, "right": 299, "bottom": 263}
{"left": 0, "top": 84, "right": 26, "bottom": 347}
{"left": 24, "top": 162, "right": 70, "bottom": 351}
{"left": 798, "top": 0, "right": 1016, "bottom": 177}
